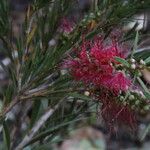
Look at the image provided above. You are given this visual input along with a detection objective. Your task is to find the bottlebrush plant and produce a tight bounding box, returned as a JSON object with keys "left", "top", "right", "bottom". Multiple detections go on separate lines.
{"left": 64, "top": 34, "right": 150, "bottom": 129}
{"left": 0, "top": 0, "right": 150, "bottom": 150}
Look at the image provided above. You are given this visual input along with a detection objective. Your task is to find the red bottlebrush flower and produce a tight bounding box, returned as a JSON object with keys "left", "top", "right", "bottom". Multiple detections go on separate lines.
{"left": 99, "top": 89, "right": 136, "bottom": 128}
{"left": 65, "top": 36, "right": 127, "bottom": 89}
{"left": 101, "top": 99, "right": 136, "bottom": 128}
{"left": 102, "top": 72, "right": 131, "bottom": 94}
{"left": 59, "top": 18, "right": 74, "bottom": 33}
{"left": 64, "top": 36, "right": 134, "bottom": 127}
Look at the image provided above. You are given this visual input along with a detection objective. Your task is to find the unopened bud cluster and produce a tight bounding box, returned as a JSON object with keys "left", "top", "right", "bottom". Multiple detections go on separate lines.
{"left": 82, "top": 13, "right": 96, "bottom": 25}
{"left": 129, "top": 58, "right": 146, "bottom": 70}
{"left": 118, "top": 90, "right": 149, "bottom": 113}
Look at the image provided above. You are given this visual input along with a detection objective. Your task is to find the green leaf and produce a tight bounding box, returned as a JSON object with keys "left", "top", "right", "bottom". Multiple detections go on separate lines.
{"left": 114, "top": 57, "right": 130, "bottom": 67}
{"left": 131, "top": 31, "right": 139, "bottom": 58}
{"left": 134, "top": 30, "right": 139, "bottom": 46}
{"left": 0, "top": 60, "right": 9, "bottom": 74}
{"left": 32, "top": 144, "right": 54, "bottom": 150}
{"left": 33, "top": 0, "right": 53, "bottom": 10}
{"left": 3, "top": 121, "right": 10, "bottom": 150}
{"left": 68, "top": 92, "right": 92, "bottom": 101}
{"left": 24, "top": 118, "right": 82, "bottom": 147}
{"left": 134, "top": 49, "right": 150, "bottom": 61}
{"left": 30, "top": 100, "right": 41, "bottom": 128}
{"left": 26, "top": 26, "right": 37, "bottom": 45}
{"left": 144, "top": 56, "right": 150, "bottom": 64}
{"left": 4, "top": 84, "right": 14, "bottom": 106}
{"left": 143, "top": 92, "right": 150, "bottom": 99}
{"left": 137, "top": 77, "right": 150, "bottom": 99}
{"left": 0, "top": 0, "right": 10, "bottom": 36}
{"left": 140, "top": 123, "right": 150, "bottom": 141}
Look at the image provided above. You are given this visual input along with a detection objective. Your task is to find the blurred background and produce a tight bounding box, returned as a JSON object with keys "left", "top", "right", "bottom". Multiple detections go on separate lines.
{"left": 0, "top": 0, "right": 150, "bottom": 150}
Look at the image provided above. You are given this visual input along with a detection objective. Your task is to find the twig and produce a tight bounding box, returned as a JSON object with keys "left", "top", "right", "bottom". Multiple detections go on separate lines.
{"left": 21, "top": 88, "right": 83, "bottom": 100}
{"left": 14, "top": 98, "right": 65, "bottom": 150}
{"left": 0, "top": 88, "right": 77, "bottom": 119}
{"left": 0, "top": 96, "right": 20, "bottom": 118}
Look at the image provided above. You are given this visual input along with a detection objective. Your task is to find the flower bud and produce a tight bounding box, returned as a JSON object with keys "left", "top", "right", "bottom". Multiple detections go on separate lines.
{"left": 129, "top": 95, "right": 135, "bottom": 100}
{"left": 137, "top": 71, "right": 142, "bottom": 77}
{"left": 139, "top": 91, "right": 144, "bottom": 96}
{"left": 84, "top": 91, "right": 90, "bottom": 96}
{"left": 143, "top": 105, "right": 150, "bottom": 111}
{"left": 97, "top": 12, "right": 100, "bottom": 16}
{"left": 131, "top": 64, "right": 136, "bottom": 69}
{"left": 141, "top": 94, "right": 146, "bottom": 99}
{"left": 140, "top": 59, "right": 146, "bottom": 65}
{"left": 138, "top": 91, "right": 146, "bottom": 99}
{"left": 135, "top": 100, "right": 140, "bottom": 105}
{"left": 130, "top": 58, "right": 136, "bottom": 63}
{"left": 120, "top": 96, "right": 124, "bottom": 101}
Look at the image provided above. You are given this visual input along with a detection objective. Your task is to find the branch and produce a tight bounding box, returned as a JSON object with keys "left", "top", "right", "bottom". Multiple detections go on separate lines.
{"left": 0, "top": 88, "right": 79, "bottom": 119}
{"left": 14, "top": 98, "right": 65, "bottom": 150}
{"left": 21, "top": 88, "right": 83, "bottom": 100}
{"left": 0, "top": 96, "right": 20, "bottom": 118}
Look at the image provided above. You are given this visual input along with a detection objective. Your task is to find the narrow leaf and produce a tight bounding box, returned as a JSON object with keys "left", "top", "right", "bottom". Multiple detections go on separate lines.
{"left": 144, "top": 56, "right": 150, "bottom": 64}
{"left": 143, "top": 92, "right": 150, "bottom": 99}
{"left": 115, "top": 57, "right": 130, "bottom": 67}
{"left": 30, "top": 100, "right": 41, "bottom": 128}
{"left": 26, "top": 26, "right": 37, "bottom": 45}
{"left": 3, "top": 121, "right": 10, "bottom": 150}
{"left": 24, "top": 118, "right": 83, "bottom": 147}
{"left": 140, "top": 123, "right": 150, "bottom": 141}
{"left": 137, "top": 77, "right": 150, "bottom": 99}
{"left": 131, "top": 31, "right": 139, "bottom": 58}
{"left": 68, "top": 92, "right": 92, "bottom": 101}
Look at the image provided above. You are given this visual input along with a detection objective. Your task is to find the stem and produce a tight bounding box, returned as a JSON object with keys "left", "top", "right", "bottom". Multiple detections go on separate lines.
{"left": 0, "top": 88, "right": 81, "bottom": 119}
{"left": 0, "top": 96, "right": 20, "bottom": 118}
{"left": 21, "top": 88, "right": 83, "bottom": 100}
{"left": 14, "top": 98, "right": 65, "bottom": 150}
